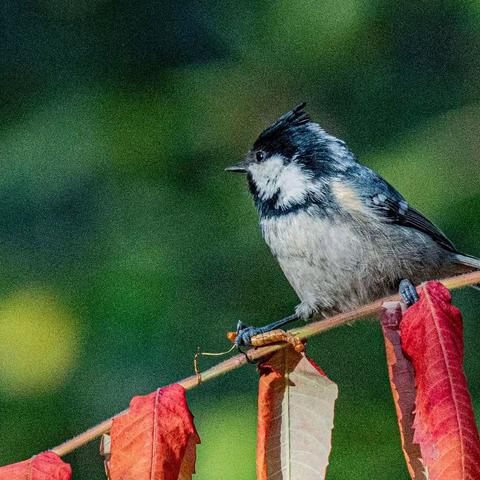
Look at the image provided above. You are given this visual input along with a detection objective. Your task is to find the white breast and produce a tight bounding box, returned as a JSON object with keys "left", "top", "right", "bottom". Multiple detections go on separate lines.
{"left": 261, "top": 209, "right": 356, "bottom": 262}
{"left": 261, "top": 210, "right": 366, "bottom": 313}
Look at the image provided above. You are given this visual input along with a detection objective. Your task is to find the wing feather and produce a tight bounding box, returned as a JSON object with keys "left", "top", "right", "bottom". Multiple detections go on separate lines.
{"left": 369, "top": 193, "right": 456, "bottom": 252}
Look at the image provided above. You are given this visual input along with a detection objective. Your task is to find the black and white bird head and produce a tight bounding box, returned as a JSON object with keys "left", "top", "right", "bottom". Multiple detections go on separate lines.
{"left": 226, "top": 103, "right": 355, "bottom": 213}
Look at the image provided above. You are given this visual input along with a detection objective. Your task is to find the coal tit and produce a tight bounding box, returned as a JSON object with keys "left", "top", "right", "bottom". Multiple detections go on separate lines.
{"left": 226, "top": 103, "right": 480, "bottom": 345}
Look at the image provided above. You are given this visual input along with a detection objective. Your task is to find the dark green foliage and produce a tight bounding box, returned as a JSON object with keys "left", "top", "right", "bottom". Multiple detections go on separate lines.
{"left": 1, "top": 2, "right": 480, "bottom": 479}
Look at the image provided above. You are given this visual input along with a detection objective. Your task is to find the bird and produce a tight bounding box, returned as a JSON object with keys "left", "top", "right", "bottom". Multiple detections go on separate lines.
{"left": 226, "top": 103, "right": 480, "bottom": 346}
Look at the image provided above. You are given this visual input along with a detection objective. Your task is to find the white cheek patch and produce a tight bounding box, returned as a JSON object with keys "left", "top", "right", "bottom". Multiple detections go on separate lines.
{"left": 248, "top": 155, "right": 285, "bottom": 201}
{"left": 276, "top": 162, "right": 316, "bottom": 208}
{"left": 249, "top": 154, "right": 317, "bottom": 208}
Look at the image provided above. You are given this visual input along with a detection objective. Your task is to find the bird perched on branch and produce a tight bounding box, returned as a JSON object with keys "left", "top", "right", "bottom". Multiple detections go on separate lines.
{"left": 226, "top": 103, "right": 480, "bottom": 346}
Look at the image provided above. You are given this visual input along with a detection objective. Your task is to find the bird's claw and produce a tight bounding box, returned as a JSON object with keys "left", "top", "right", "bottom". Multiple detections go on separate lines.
{"left": 232, "top": 313, "right": 301, "bottom": 347}
{"left": 235, "top": 321, "right": 262, "bottom": 347}
{"left": 399, "top": 279, "right": 419, "bottom": 307}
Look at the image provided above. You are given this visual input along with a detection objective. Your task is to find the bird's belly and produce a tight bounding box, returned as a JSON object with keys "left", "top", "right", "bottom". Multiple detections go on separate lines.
{"left": 260, "top": 211, "right": 450, "bottom": 314}
{"left": 261, "top": 212, "right": 371, "bottom": 312}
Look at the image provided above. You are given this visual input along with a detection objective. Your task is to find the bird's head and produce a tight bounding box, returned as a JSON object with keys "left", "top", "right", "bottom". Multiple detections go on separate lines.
{"left": 226, "top": 103, "right": 355, "bottom": 212}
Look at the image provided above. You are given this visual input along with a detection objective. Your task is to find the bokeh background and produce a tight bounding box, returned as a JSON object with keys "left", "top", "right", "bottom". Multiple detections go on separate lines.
{"left": 1, "top": 1, "right": 480, "bottom": 478}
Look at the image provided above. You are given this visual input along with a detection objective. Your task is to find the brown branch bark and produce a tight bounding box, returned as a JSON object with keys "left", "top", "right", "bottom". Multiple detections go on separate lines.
{"left": 50, "top": 270, "right": 480, "bottom": 457}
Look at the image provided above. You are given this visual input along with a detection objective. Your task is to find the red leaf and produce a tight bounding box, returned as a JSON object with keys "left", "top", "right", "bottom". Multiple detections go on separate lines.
{"left": 0, "top": 451, "right": 71, "bottom": 480}
{"left": 105, "top": 384, "right": 200, "bottom": 480}
{"left": 401, "top": 281, "right": 480, "bottom": 480}
{"left": 380, "top": 301, "right": 426, "bottom": 480}
{"left": 257, "top": 347, "right": 338, "bottom": 480}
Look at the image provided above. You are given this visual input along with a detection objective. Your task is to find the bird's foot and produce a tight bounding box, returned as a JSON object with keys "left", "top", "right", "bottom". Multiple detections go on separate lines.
{"left": 233, "top": 321, "right": 265, "bottom": 347}
{"left": 399, "top": 279, "right": 419, "bottom": 307}
{"left": 230, "top": 321, "right": 304, "bottom": 351}
{"left": 231, "top": 313, "right": 301, "bottom": 347}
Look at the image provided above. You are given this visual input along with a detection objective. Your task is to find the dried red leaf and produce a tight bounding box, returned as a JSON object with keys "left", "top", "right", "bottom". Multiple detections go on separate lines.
{"left": 0, "top": 451, "right": 71, "bottom": 480}
{"left": 257, "top": 347, "right": 337, "bottom": 480}
{"left": 401, "top": 281, "right": 480, "bottom": 480}
{"left": 105, "top": 384, "right": 200, "bottom": 480}
{"left": 380, "top": 302, "right": 426, "bottom": 480}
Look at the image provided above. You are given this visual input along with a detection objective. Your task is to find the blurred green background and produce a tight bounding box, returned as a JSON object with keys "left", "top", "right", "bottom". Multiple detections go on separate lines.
{"left": 1, "top": 1, "right": 480, "bottom": 478}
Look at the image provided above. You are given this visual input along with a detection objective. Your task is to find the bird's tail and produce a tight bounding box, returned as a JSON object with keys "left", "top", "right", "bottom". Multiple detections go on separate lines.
{"left": 454, "top": 253, "right": 480, "bottom": 291}
{"left": 455, "top": 253, "right": 480, "bottom": 269}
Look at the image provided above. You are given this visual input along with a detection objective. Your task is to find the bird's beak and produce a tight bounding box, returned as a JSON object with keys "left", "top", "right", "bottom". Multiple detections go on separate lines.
{"left": 225, "top": 160, "right": 249, "bottom": 173}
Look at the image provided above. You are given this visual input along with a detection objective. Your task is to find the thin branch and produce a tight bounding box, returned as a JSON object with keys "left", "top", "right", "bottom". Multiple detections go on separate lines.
{"left": 51, "top": 270, "right": 480, "bottom": 457}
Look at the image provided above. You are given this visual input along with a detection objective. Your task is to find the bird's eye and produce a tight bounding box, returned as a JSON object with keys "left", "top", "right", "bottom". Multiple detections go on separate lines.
{"left": 255, "top": 151, "right": 265, "bottom": 162}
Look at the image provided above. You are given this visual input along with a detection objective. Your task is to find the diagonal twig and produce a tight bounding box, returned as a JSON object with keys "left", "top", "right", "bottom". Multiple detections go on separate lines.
{"left": 50, "top": 270, "right": 480, "bottom": 457}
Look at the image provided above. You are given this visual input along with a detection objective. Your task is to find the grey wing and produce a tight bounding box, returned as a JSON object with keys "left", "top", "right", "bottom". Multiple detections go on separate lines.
{"left": 355, "top": 169, "right": 457, "bottom": 253}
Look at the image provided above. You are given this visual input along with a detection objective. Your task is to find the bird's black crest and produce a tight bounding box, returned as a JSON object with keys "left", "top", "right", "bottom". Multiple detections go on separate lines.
{"left": 254, "top": 103, "right": 310, "bottom": 149}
